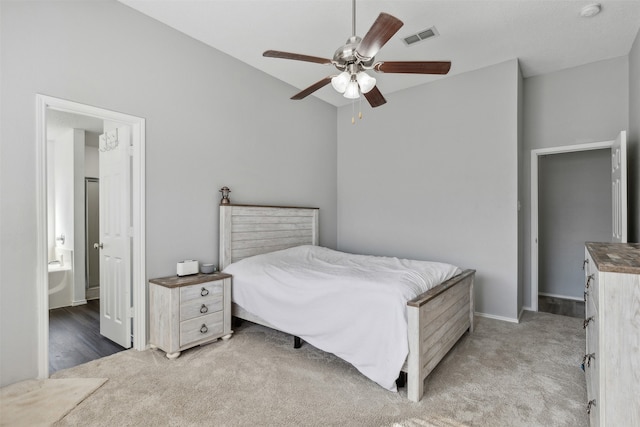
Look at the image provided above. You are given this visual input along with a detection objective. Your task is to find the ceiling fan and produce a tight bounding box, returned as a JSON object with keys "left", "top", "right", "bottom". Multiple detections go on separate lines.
{"left": 263, "top": 0, "right": 451, "bottom": 109}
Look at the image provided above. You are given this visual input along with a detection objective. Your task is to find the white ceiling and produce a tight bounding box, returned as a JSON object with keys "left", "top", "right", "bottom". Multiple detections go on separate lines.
{"left": 121, "top": 1, "right": 640, "bottom": 107}
{"left": 47, "top": 109, "right": 104, "bottom": 146}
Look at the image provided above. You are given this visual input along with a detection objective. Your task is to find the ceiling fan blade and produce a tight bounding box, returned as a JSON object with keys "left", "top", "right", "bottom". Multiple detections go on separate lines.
{"left": 374, "top": 61, "right": 451, "bottom": 75}
{"left": 363, "top": 86, "right": 387, "bottom": 108}
{"left": 263, "top": 50, "right": 333, "bottom": 65}
{"left": 291, "top": 76, "right": 333, "bottom": 100}
{"left": 356, "top": 13, "right": 404, "bottom": 61}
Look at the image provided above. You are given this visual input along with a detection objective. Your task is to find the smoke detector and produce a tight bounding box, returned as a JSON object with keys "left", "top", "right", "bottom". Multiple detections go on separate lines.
{"left": 580, "top": 3, "right": 602, "bottom": 17}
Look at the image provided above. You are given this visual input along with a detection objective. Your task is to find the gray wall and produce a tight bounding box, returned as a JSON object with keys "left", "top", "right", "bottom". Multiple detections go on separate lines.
{"left": 2, "top": 0, "right": 638, "bottom": 389}
{"left": 538, "top": 149, "right": 611, "bottom": 299}
{"left": 337, "top": 60, "right": 520, "bottom": 320}
{"left": 0, "top": 0, "right": 337, "bottom": 386}
{"left": 630, "top": 29, "right": 640, "bottom": 243}
{"left": 521, "top": 56, "right": 629, "bottom": 309}
{"left": 517, "top": 64, "right": 525, "bottom": 314}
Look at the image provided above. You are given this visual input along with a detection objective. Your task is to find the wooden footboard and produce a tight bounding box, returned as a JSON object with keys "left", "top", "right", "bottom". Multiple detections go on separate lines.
{"left": 404, "top": 269, "right": 475, "bottom": 402}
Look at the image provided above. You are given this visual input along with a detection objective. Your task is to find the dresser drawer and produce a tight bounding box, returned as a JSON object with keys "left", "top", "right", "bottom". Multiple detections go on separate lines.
{"left": 584, "top": 252, "right": 599, "bottom": 310}
{"left": 180, "top": 281, "right": 223, "bottom": 303}
{"left": 584, "top": 301, "right": 598, "bottom": 383}
{"left": 584, "top": 298, "right": 600, "bottom": 426}
{"left": 589, "top": 270, "right": 599, "bottom": 311}
{"left": 180, "top": 295, "right": 223, "bottom": 322}
{"left": 180, "top": 311, "right": 224, "bottom": 347}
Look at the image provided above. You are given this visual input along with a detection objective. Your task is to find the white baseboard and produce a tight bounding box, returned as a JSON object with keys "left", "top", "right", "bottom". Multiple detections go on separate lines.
{"left": 538, "top": 292, "right": 583, "bottom": 302}
{"left": 71, "top": 299, "right": 87, "bottom": 307}
{"left": 474, "top": 311, "right": 520, "bottom": 323}
{"left": 86, "top": 287, "right": 99, "bottom": 300}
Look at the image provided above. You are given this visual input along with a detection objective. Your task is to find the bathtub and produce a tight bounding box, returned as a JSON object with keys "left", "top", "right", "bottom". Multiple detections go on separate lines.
{"left": 48, "top": 248, "right": 73, "bottom": 309}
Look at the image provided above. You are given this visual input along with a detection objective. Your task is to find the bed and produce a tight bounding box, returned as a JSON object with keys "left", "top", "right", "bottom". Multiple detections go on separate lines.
{"left": 219, "top": 204, "right": 475, "bottom": 402}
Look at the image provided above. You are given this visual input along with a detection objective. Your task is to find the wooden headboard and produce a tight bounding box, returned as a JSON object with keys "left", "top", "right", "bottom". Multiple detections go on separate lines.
{"left": 219, "top": 204, "right": 319, "bottom": 270}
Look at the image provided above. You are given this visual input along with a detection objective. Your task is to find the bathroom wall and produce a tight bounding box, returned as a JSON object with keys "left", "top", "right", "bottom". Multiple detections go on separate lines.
{"left": 47, "top": 140, "right": 56, "bottom": 262}
{"left": 48, "top": 128, "right": 87, "bottom": 308}
{"left": 72, "top": 130, "right": 86, "bottom": 306}
{"left": 49, "top": 130, "right": 75, "bottom": 309}
{"left": 84, "top": 133, "right": 99, "bottom": 177}
{"left": 53, "top": 129, "right": 75, "bottom": 260}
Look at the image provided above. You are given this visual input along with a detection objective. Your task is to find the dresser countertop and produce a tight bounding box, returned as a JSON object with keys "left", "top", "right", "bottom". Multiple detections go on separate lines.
{"left": 149, "top": 272, "right": 232, "bottom": 288}
{"left": 586, "top": 242, "right": 640, "bottom": 274}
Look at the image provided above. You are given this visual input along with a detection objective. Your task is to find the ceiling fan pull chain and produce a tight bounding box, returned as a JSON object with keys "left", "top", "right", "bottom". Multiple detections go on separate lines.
{"left": 359, "top": 95, "right": 363, "bottom": 120}
{"left": 352, "top": 98, "right": 356, "bottom": 124}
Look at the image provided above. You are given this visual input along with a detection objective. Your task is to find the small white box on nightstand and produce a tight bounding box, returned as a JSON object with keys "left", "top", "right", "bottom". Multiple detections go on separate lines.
{"left": 177, "top": 260, "right": 199, "bottom": 276}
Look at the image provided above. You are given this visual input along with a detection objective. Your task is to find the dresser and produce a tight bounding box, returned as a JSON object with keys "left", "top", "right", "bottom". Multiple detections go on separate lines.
{"left": 149, "top": 272, "right": 233, "bottom": 359}
{"left": 583, "top": 242, "right": 640, "bottom": 426}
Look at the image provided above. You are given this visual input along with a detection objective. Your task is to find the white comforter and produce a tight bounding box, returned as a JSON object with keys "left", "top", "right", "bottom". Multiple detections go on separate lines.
{"left": 223, "top": 245, "right": 461, "bottom": 392}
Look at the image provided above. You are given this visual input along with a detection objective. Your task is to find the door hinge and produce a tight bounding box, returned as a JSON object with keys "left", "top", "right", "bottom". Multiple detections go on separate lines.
{"left": 128, "top": 306, "right": 135, "bottom": 319}
{"left": 128, "top": 227, "right": 134, "bottom": 237}
{"left": 128, "top": 146, "right": 134, "bottom": 157}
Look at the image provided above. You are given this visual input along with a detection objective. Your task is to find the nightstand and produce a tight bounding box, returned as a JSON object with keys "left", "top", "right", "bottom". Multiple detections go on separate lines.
{"left": 149, "top": 272, "right": 233, "bottom": 359}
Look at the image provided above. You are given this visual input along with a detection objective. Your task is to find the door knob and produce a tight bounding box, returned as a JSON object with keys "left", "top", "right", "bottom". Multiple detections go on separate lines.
{"left": 93, "top": 243, "right": 104, "bottom": 250}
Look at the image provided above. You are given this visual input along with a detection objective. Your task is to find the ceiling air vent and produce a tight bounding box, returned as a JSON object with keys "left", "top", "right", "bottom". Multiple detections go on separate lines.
{"left": 403, "top": 26, "right": 439, "bottom": 46}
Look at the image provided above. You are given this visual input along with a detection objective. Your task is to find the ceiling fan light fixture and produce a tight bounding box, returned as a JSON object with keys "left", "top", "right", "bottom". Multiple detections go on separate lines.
{"left": 356, "top": 71, "right": 376, "bottom": 93}
{"left": 262, "top": 1, "right": 449, "bottom": 111}
{"left": 343, "top": 81, "right": 360, "bottom": 99}
{"left": 331, "top": 71, "right": 351, "bottom": 93}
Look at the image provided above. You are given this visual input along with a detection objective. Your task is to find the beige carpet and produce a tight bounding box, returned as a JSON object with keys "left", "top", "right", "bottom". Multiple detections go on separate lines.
{"left": 0, "top": 378, "right": 107, "bottom": 426}
{"left": 50, "top": 311, "right": 587, "bottom": 426}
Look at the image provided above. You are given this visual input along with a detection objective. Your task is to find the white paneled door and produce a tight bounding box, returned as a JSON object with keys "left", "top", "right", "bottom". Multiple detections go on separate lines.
{"left": 97, "top": 126, "right": 132, "bottom": 348}
{"left": 611, "top": 131, "right": 627, "bottom": 243}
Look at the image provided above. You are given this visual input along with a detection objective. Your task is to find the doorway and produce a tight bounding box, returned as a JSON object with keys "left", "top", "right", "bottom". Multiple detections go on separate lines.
{"left": 45, "top": 113, "right": 126, "bottom": 372}
{"left": 530, "top": 133, "right": 627, "bottom": 312}
{"left": 537, "top": 149, "right": 611, "bottom": 317}
{"left": 35, "top": 95, "right": 147, "bottom": 379}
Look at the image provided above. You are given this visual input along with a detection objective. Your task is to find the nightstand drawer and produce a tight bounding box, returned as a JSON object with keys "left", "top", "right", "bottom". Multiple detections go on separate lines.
{"left": 180, "top": 281, "right": 223, "bottom": 303}
{"left": 180, "top": 311, "right": 224, "bottom": 347}
{"left": 180, "top": 295, "right": 223, "bottom": 322}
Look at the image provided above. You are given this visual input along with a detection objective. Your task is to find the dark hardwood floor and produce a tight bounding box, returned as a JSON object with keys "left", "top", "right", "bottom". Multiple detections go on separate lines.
{"left": 49, "top": 299, "right": 126, "bottom": 374}
{"left": 538, "top": 295, "right": 585, "bottom": 318}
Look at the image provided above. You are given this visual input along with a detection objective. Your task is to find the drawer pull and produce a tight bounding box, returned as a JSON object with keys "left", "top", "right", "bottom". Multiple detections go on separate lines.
{"left": 583, "top": 316, "right": 594, "bottom": 329}
{"left": 585, "top": 274, "right": 594, "bottom": 289}
{"left": 200, "top": 324, "right": 208, "bottom": 334}
{"left": 587, "top": 399, "right": 596, "bottom": 414}
{"left": 582, "top": 259, "right": 589, "bottom": 270}
{"left": 200, "top": 304, "right": 208, "bottom": 314}
{"left": 584, "top": 290, "right": 588, "bottom": 302}
{"left": 200, "top": 287, "right": 209, "bottom": 297}
{"left": 582, "top": 353, "right": 596, "bottom": 368}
